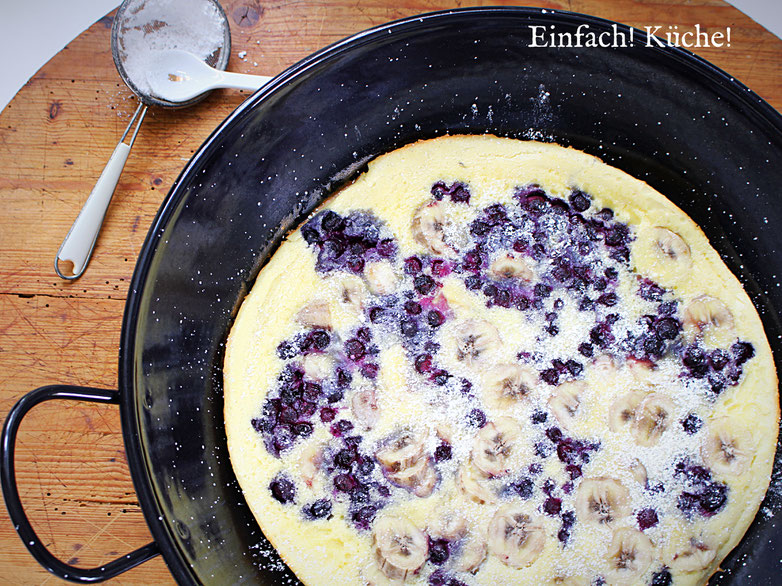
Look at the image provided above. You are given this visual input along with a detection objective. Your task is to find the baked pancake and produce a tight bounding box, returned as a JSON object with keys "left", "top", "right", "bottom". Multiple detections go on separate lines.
{"left": 224, "top": 135, "right": 778, "bottom": 585}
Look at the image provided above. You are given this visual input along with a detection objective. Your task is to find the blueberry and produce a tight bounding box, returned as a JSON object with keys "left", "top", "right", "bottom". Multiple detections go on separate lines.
{"left": 682, "top": 346, "right": 708, "bottom": 377}
{"left": 470, "top": 220, "right": 490, "bottom": 237}
{"left": 604, "top": 224, "right": 628, "bottom": 246}
{"left": 709, "top": 349, "right": 729, "bottom": 370}
{"left": 336, "top": 369, "right": 352, "bottom": 388}
{"left": 483, "top": 283, "right": 498, "bottom": 298}
{"left": 404, "top": 256, "right": 423, "bottom": 275}
{"left": 334, "top": 473, "right": 358, "bottom": 492}
{"left": 540, "top": 368, "right": 560, "bottom": 385}
{"left": 565, "top": 464, "right": 582, "bottom": 479}
{"left": 643, "top": 334, "right": 665, "bottom": 357}
{"left": 450, "top": 183, "right": 471, "bottom": 204}
{"left": 279, "top": 406, "right": 298, "bottom": 424}
{"left": 320, "top": 407, "right": 336, "bottom": 422}
{"left": 415, "top": 353, "right": 433, "bottom": 373}
{"left": 334, "top": 449, "right": 355, "bottom": 469}
{"left": 531, "top": 410, "right": 548, "bottom": 424}
{"left": 352, "top": 505, "right": 377, "bottom": 529}
{"left": 301, "top": 224, "right": 320, "bottom": 245}
{"left": 597, "top": 292, "right": 618, "bottom": 306}
{"left": 495, "top": 289, "right": 511, "bottom": 308}
{"left": 348, "top": 257, "right": 365, "bottom": 273}
{"left": 578, "top": 342, "right": 594, "bottom": 357}
{"left": 732, "top": 341, "right": 755, "bottom": 365}
{"left": 637, "top": 508, "right": 659, "bottom": 530}
{"left": 357, "top": 457, "right": 375, "bottom": 476}
{"left": 431, "top": 181, "right": 447, "bottom": 200}
{"left": 327, "top": 390, "right": 344, "bottom": 404}
{"left": 543, "top": 497, "right": 562, "bottom": 516}
{"left": 345, "top": 339, "right": 366, "bottom": 361}
{"left": 293, "top": 422, "right": 313, "bottom": 437}
{"left": 321, "top": 210, "right": 345, "bottom": 232}
{"left": 655, "top": 317, "right": 680, "bottom": 340}
{"left": 467, "top": 408, "right": 486, "bottom": 428}
{"left": 414, "top": 274, "right": 436, "bottom": 295}
{"left": 434, "top": 443, "right": 452, "bottom": 462}
{"left": 565, "top": 359, "right": 583, "bottom": 376}
{"left": 535, "top": 441, "right": 553, "bottom": 458}
{"left": 677, "top": 492, "right": 699, "bottom": 516}
{"left": 270, "top": 476, "right": 296, "bottom": 504}
{"left": 509, "top": 477, "right": 534, "bottom": 499}
{"left": 400, "top": 318, "right": 419, "bottom": 338}
{"left": 545, "top": 427, "right": 563, "bottom": 443}
{"left": 429, "top": 539, "right": 450, "bottom": 564}
{"left": 251, "top": 416, "right": 273, "bottom": 433}
{"left": 432, "top": 370, "right": 450, "bottom": 385}
{"left": 699, "top": 482, "right": 728, "bottom": 514}
{"left": 427, "top": 310, "right": 445, "bottom": 327}
{"left": 404, "top": 300, "right": 422, "bottom": 315}
{"left": 464, "top": 275, "right": 482, "bottom": 290}
{"left": 277, "top": 340, "right": 298, "bottom": 359}
{"left": 650, "top": 570, "right": 673, "bottom": 586}
{"left": 361, "top": 363, "right": 379, "bottom": 379}
{"left": 546, "top": 324, "right": 560, "bottom": 336}
{"left": 331, "top": 419, "right": 354, "bottom": 436}
{"left": 681, "top": 413, "right": 703, "bottom": 435}
{"left": 304, "top": 498, "right": 332, "bottom": 520}
{"left": 534, "top": 283, "right": 552, "bottom": 298}
{"left": 569, "top": 191, "right": 591, "bottom": 212}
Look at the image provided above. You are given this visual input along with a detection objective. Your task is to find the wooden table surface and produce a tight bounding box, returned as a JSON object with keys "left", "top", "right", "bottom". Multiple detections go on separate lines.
{"left": 0, "top": 0, "right": 779, "bottom": 583}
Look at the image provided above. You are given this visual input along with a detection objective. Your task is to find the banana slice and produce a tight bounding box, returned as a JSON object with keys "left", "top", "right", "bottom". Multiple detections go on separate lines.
{"left": 429, "top": 515, "right": 467, "bottom": 541}
{"left": 627, "top": 359, "right": 655, "bottom": 386}
{"left": 411, "top": 201, "right": 456, "bottom": 257}
{"left": 451, "top": 319, "right": 502, "bottom": 366}
{"left": 471, "top": 417, "right": 522, "bottom": 477}
{"left": 458, "top": 464, "right": 496, "bottom": 504}
{"left": 376, "top": 430, "right": 428, "bottom": 473}
{"left": 604, "top": 528, "right": 654, "bottom": 583}
{"left": 628, "top": 459, "right": 648, "bottom": 487}
{"left": 388, "top": 457, "right": 438, "bottom": 498}
{"left": 548, "top": 381, "right": 586, "bottom": 431}
{"left": 373, "top": 516, "right": 429, "bottom": 581}
{"left": 302, "top": 352, "right": 334, "bottom": 381}
{"left": 455, "top": 534, "right": 488, "bottom": 574}
{"left": 488, "top": 253, "right": 535, "bottom": 281}
{"left": 608, "top": 390, "right": 646, "bottom": 433}
{"left": 338, "top": 276, "right": 367, "bottom": 314}
{"left": 483, "top": 364, "right": 539, "bottom": 409}
{"left": 683, "top": 295, "right": 734, "bottom": 336}
{"left": 364, "top": 261, "right": 398, "bottom": 296}
{"left": 296, "top": 299, "right": 332, "bottom": 328}
{"left": 352, "top": 387, "right": 380, "bottom": 430}
{"left": 632, "top": 393, "right": 676, "bottom": 447}
{"left": 665, "top": 536, "right": 716, "bottom": 573}
{"left": 299, "top": 442, "right": 324, "bottom": 487}
{"left": 701, "top": 417, "right": 754, "bottom": 477}
{"left": 488, "top": 504, "right": 546, "bottom": 569}
{"left": 575, "top": 477, "right": 630, "bottom": 525}
{"left": 653, "top": 227, "right": 691, "bottom": 263}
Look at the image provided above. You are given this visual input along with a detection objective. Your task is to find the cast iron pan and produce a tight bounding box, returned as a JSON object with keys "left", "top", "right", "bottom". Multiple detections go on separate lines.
{"left": 3, "top": 7, "right": 782, "bottom": 584}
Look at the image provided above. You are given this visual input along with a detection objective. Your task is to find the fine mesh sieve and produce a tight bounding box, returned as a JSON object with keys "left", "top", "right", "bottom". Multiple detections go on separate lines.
{"left": 55, "top": 0, "right": 232, "bottom": 280}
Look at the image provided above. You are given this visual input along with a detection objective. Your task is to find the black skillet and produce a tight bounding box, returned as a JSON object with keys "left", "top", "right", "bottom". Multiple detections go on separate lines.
{"left": 3, "top": 7, "right": 782, "bottom": 584}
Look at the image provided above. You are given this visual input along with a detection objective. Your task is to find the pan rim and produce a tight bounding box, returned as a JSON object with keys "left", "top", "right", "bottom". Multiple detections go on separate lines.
{"left": 118, "top": 6, "right": 782, "bottom": 583}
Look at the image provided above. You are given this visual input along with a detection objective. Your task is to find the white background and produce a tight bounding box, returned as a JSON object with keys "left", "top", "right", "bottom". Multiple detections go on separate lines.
{"left": 0, "top": 0, "right": 780, "bottom": 112}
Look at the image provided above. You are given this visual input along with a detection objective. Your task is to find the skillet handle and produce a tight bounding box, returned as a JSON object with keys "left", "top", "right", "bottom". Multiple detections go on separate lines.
{"left": 0, "top": 385, "right": 160, "bottom": 583}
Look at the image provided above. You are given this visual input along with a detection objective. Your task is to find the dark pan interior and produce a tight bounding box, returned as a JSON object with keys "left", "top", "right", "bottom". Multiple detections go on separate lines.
{"left": 120, "top": 8, "right": 782, "bottom": 584}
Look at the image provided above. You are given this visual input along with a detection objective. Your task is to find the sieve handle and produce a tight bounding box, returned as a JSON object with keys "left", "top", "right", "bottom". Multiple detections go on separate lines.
{"left": 55, "top": 103, "right": 147, "bottom": 280}
{"left": 212, "top": 70, "right": 272, "bottom": 92}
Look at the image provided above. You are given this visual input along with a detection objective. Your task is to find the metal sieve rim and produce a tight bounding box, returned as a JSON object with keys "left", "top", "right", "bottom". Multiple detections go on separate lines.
{"left": 110, "top": 0, "right": 232, "bottom": 109}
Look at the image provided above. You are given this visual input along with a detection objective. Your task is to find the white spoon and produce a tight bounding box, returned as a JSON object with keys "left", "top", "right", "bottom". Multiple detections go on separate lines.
{"left": 146, "top": 49, "right": 271, "bottom": 103}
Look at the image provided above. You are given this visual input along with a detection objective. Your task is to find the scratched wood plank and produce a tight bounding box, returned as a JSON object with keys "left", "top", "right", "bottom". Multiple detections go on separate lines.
{"left": 0, "top": 0, "right": 779, "bottom": 583}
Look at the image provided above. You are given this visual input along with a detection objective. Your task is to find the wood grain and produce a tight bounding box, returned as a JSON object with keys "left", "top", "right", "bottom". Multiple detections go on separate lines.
{"left": 0, "top": 0, "right": 779, "bottom": 582}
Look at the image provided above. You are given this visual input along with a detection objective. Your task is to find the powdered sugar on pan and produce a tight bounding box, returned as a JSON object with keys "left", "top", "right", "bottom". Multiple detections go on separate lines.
{"left": 116, "top": 0, "right": 225, "bottom": 98}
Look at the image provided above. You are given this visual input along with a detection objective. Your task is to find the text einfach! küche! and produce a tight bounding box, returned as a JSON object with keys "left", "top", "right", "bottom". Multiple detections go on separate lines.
{"left": 529, "top": 24, "right": 731, "bottom": 49}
